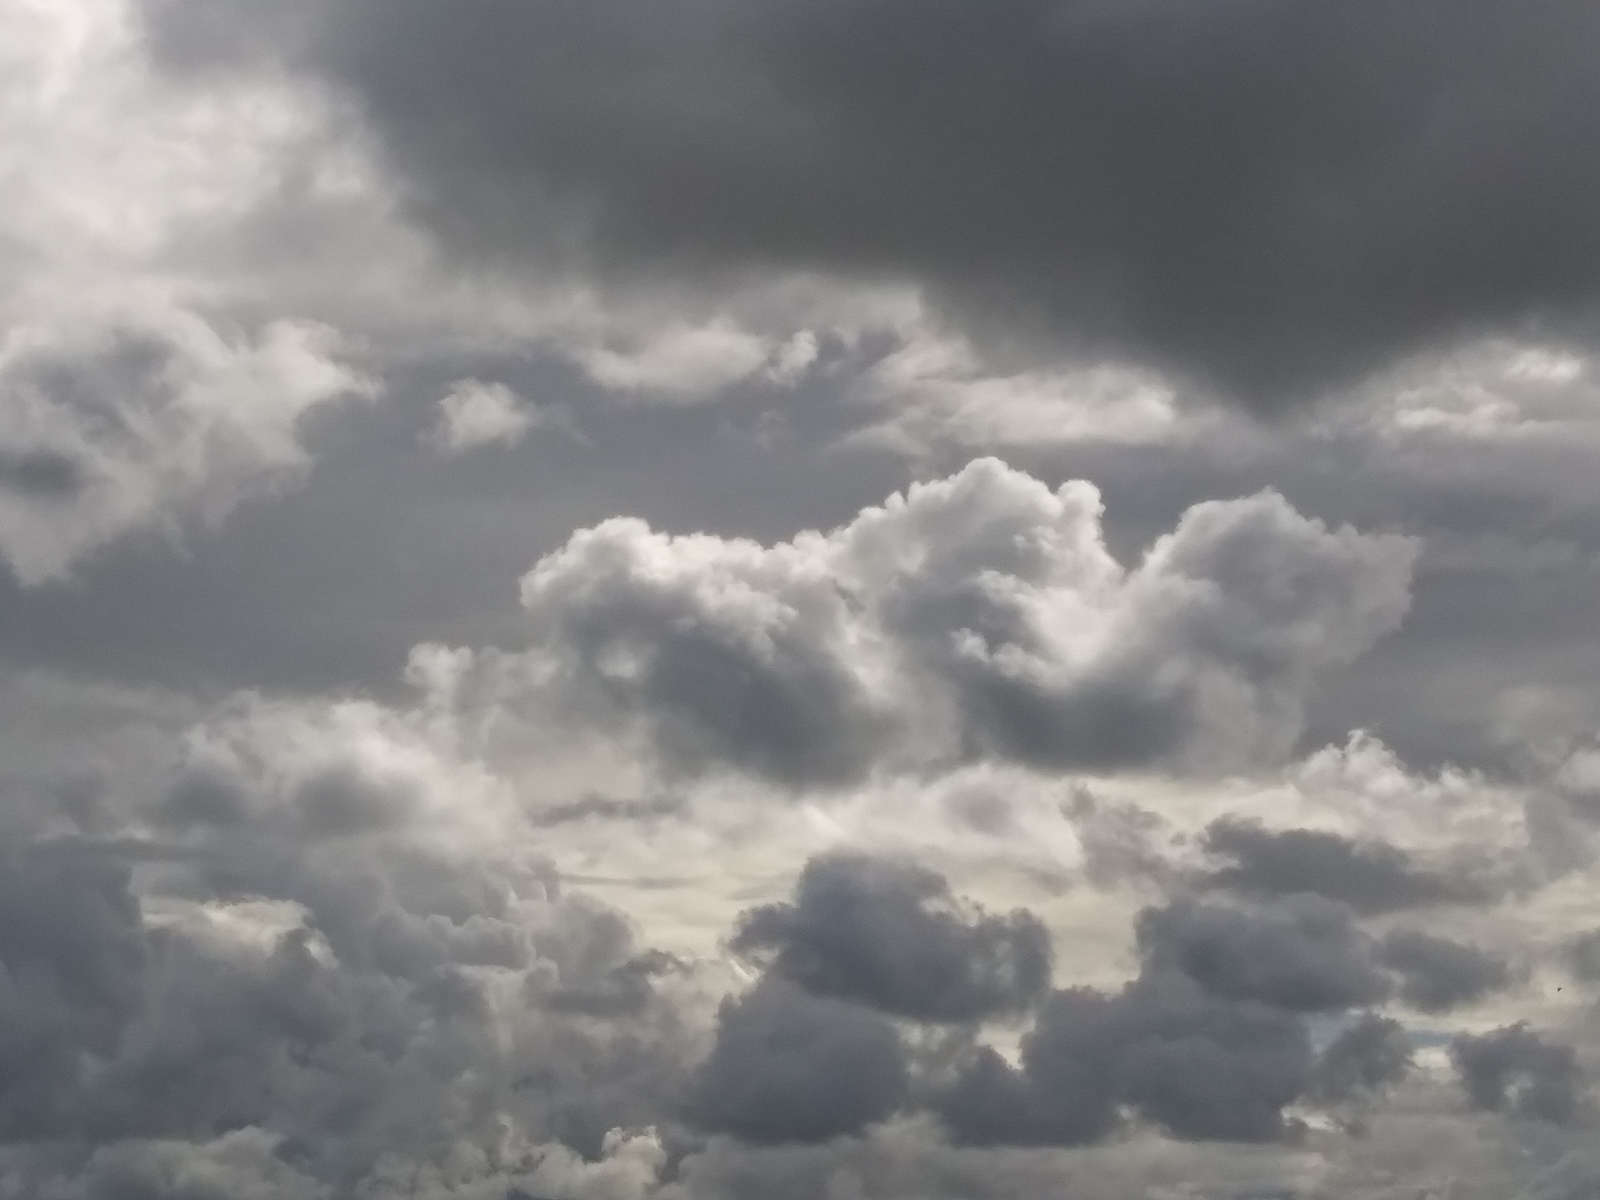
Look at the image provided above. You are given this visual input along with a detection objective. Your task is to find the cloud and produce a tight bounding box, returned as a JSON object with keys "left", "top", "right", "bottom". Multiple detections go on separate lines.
{"left": 1451, "top": 1023, "right": 1586, "bottom": 1125}
{"left": 1135, "top": 895, "right": 1390, "bottom": 1014}
{"left": 0, "top": 689, "right": 693, "bottom": 1192}
{"left": 425, "top": 379, "right": 541, "bottom": 455}
{"left": 0, "top": 843, "right": 147, "bottom": 1139}
{"left": 685, "top": 978, "right": 909, "bottom": 1144}
{"left": 0, "top": 312, "right": 371, "bottom": 585}
{"left": 1311, "top": 1012, "right": 1413, "bottom": 1105}
{"left": 1200, "top": 817, "right": 1488, "bottom": 915}
{"left": 487, "top": 458, "right": 1414, "bottom": 782}
{"left": 1564, "top": 929, "right": 1600, "bottom": 982}
{"left": 730, "top": 853, "right": 1051, "bottom": 1023}
{"left": 937, "top": 971, "right": 1314, "bottom": 1146}
{"left": 1376, "top": 929, "right": 1514, "bottom": 1013}
{"left": 575, "top": 321, "right": 814, "bottom": 398}
{"left": 146, "top": 0, "right": 1600, "bottom": 405}
{"left": 57, "top": 1129, "right": 327, "bottom": 1200}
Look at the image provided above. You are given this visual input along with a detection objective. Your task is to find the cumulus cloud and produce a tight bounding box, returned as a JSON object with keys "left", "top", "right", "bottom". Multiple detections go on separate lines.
{"left": 685, "top": 979, "right": 909, "bottom": 1145}
{"left": 0, "top": 690, "right": 691, "bottom": 1194}
{"left": 1200, "top": 817, "right": 1488, "bottom": 915}
{"left": 1135, "top": 896, "right": 1390, "bottom": 1014}
{"left": 488, "top": 458, "right": 1415, "bottom": 783}
{"left": 1311, "top": 1012, "right": 1414, "bottom": 1105}
{"left": 1451, "top": 1024, "right": 1586, "bottom": 1125}
{"left": 938, "top": 971, "right": 1315, "bottom": 1146}
{"left": 0, "top": 0, "right": 399, "bottom": 586}
{"left": 1376, "top": 929, "right": 1515, "bottom": 1013}
{"left": 730, "top": 853, "right": 1050, "bottom": 1023}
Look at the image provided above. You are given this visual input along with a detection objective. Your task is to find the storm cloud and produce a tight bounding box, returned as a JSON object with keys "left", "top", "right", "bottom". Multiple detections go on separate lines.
{"left": 151, "top": 0, "right": 1600, "bottom": 405}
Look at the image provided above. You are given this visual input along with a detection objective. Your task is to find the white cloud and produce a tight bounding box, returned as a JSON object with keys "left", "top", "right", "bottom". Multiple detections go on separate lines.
{"left": 0, "top": 0, "right": 382, "bottom": 582}
{"left": 426, "top": 379, "right": 542, "bottom": 455}
{"left": 847, "top": 330, "right": 1193, "bottom": 454}
{"left": 574, "top": 319, "right": 781, "bottom": 398}
{"left": 0, "top": 310, "right": 371, "bottom": 584}
{"left": 423, "top": 458, "right": 1416, "bottom": 783}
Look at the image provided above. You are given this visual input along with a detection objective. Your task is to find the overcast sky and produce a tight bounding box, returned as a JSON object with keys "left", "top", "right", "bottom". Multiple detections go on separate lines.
{"left": 6, "top": 2, "right": 1600, "bottom": 1197}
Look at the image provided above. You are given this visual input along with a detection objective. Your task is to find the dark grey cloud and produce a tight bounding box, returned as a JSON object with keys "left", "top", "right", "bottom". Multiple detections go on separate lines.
{"left": 0, "top": 845, "right": 146, "bottom": 1140}
{"left": 1201, "top": 817, "right": 1486, "bottom": 915}
{"left": 1376, "top": 929, "right": 1514, "bottom": 1013}
{"left": 730, "top": 854, "right": 1051, "bottom": 1023}
{"left": 1565, "top": 929, "right": 1600, "bottom": 982}
{"left": 1135, "top": 896, "right": 1390, "bottom": 1014}
{"left": 935, "top": 989, "right": 1125, "bottom": 1148}
{"left": 1311, "top": 1012, "right": 1414, "bottom": 1104}
{"left": 0, "top": 450, "right": 83, "bottom": 501}
{"left": 151, "top": 0, "right": 1600, "bottom": 405}
{"left": 1111, "top": 972, "right": 1314, "bottom": 1144}
{"left": 938, "top": 971, "right": 1314, "bottom": 1146}
{"left": 1451, "top": 1023, "right": 1585, "bottom": 1124}
{"left": 685, "top": 979, "right": 909, "bottom": 1144}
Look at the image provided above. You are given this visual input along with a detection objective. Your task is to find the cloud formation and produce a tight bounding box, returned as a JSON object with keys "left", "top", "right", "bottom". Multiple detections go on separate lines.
{"left": 1451, "top": 1023, "right": 1586, "bottom": 1125}
{"left": 0, "top": 313, "right": 369, "bottom": 584}
{"left": 425, "top": 378, "right": 540, "bottom": 455}
{"left": 492, "top": 458, "right": 1415, "bottom": 782}
{"left": 150, "top": 0, "right": 1600, "bottom": 404}
{"left": 685, "top": 979, "right": 909, "bottom": 1145}
{"left": 1200, "top": 817, "right": 1487, "bottom": 915}
{"left": 730, "top": 853, "right": 1051, "bottom": 1023}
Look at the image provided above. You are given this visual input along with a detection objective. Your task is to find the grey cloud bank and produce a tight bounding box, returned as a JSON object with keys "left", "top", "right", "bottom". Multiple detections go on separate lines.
{"left": 152, "top": 0, "right": 1600, "bottom": 405}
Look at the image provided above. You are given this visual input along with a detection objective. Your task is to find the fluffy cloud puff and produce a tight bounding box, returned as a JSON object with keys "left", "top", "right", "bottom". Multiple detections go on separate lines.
{"left": 487, "top": 458, "right": 1416, "bottom": 784}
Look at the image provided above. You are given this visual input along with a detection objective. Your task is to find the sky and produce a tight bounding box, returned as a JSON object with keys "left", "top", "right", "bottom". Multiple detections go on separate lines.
{"left": 5, "top": 1, "right": 1600, "bottom": 1196}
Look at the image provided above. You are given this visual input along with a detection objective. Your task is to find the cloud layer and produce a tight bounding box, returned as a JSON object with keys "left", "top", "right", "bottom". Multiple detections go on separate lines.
{"left": 152, "top": 0, "right": 1600, "bottom": 404}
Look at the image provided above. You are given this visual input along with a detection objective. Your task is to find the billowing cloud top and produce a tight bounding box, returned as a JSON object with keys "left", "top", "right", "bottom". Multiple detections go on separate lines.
{"left": 502, "top": 459, "right": 1415, "bottom": 781}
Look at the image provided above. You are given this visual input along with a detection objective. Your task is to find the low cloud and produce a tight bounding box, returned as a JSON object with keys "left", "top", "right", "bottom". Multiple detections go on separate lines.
{"left": 1451, "top": 1023, "right": 1586, "bottom": 1125}
{"left": 731, "top": 853, "right": 1051, "bottom": 1023}
{"left": 1377, "top": 929, "right": 1515, "bottom": 1013}
{"left": 1200, "top": 817, "right": 1489, "bottom": 915}
{"left": 685, "top": 978, "right": 909, "bottom": 1145}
